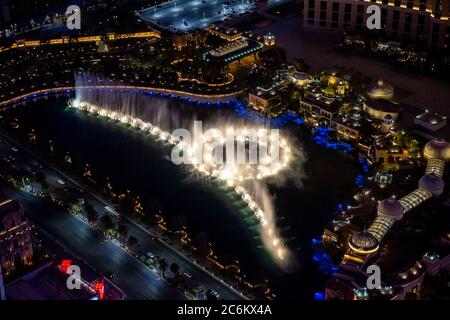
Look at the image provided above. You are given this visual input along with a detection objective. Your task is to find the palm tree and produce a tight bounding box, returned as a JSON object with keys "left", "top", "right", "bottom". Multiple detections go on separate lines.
{"left": 101, "top": 214, "right": 114, "bottom": 231}
{"left": 35, "top": 171, "right": 49, "bottom": 192}
{"left": 126, "top": 236, "right": 138, "bottom": 251}
{"left": 118, "top": 224, "right": 128, "bottom": 239}
{"left": 84, "top": 202, "right": 97, "bottom": 223}
{"left": 170, "top": 262, "right": 180, "bottom": 276}
{"left": 158, "top": 258, "right": 168, "bottom": 278}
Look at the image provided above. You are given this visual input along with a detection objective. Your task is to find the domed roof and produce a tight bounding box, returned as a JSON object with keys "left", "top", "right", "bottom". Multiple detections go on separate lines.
{"left": 419, "top": 173, "right": 445, "bottom": 197}
{"left": 377, "top": 198, "right": 405, "bottom": 220}
{"left": 367, "top": 79, "right": 394, "bottom": 100}
{"left": 423, "top": 139, "right": 450, "bottom": 162}
{"left": 349, "top": 231, "right": 379, "bottom": 253}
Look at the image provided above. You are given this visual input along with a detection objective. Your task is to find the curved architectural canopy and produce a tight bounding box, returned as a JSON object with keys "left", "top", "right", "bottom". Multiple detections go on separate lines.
{"left": 349, "top": 231, "right": 380, "bottom": 254}
{"left": 377, "top": 198, "right": 405, "bottom": 221}
{"left": 367, "top": 79, "right": 394, "bottom": 100}
{"left": 419, "top": 173, "right": 445, "bottom": 197}
{"left": 423, "top": 139, "right": 450, "bottom": 162}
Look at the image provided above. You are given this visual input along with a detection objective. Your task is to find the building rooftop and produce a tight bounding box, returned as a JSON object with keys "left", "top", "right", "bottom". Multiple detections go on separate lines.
{"left": 367, "top": 79, "right": 394, "bottom": 100}
{"left": 302, "top": 95, "right": 339, "bottom": 114}
{"left": 415, "top": 110, "right": 448, "bottom": 126}
{"left": 252, "top": 83, "right": 285, "bottom": 100}
{"left": 350, "top": 231, "right": 379, "bottom": 253}
{"left": 423, "top": 139, "right": 450, "bottom": 161}
{"left": 377, "top": 198, "right": 405, "bottom": 219}
{"left": 209, "top": 25, "right": 243, "bottom": 40}
{"left": 365, "top": 98, "right": 401, "bottom": 113}
{"left": 5, "top": 262, "right": 98, "bottom": 300}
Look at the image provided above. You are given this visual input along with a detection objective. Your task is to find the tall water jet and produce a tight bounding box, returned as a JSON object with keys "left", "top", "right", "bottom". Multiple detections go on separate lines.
{"left": 70, "top": 72, "right": 298, "bottom": 268}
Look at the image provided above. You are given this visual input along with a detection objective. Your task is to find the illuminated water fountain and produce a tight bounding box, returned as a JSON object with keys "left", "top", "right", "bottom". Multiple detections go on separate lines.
{"left": 70, "top": 74, "right": 294, "bottom": 267}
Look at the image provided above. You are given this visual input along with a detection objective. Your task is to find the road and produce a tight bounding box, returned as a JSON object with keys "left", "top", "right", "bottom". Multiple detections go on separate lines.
{"left": 0, "top": 129, "right": 245, "bottom": 300}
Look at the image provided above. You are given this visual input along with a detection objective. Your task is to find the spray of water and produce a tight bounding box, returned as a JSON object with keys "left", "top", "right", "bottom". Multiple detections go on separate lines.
{"left": 71, "top": 72, "right": 306, "bottom": 269}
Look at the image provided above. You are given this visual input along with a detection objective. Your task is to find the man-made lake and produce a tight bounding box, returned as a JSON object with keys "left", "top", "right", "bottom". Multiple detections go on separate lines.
{"left": 3, "top": 94, "right": 360, "bottom": 298}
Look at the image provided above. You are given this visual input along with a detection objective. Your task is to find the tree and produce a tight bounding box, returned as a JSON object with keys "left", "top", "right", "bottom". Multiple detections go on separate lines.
{"left": 127, "top": 236, "right": 138, "bottom": 250}
{"left": 35, "top": 171, "right": 49, "bottom": 192}
{"left": 158, "top": 258, "right": 168, "bottom": 278}
{"left": 84, "top": 202, "right": 97, "bottom": 223}
{"left": 101, "top": 214, "right": 114, "bottom": 231}
{"left": 118, "top": 224, "right": 128, "bottom": 239}
{"left": 170, "top": 262, "right": 180, "bottom": 276}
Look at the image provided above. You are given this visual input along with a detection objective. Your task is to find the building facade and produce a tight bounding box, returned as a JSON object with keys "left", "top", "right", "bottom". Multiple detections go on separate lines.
{"left": 0, "top": 0, "right": 10, "bottom": 26}
{"left": 0, "top": 199, "right": 34, "bottom": 275}
{"left": 304, "top": 0, "right": 450, "bottom": 50}
{"left": 0, "top": 262, "right": 5, "bottom": 300}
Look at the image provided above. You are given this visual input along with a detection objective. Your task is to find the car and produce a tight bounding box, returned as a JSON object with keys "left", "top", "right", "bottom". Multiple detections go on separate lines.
{"left": 57, "top": 179, "right": 66, "bottom": 185}
{"left": 211, "top": 290, "right": 220, "bottom": 299}
{"left": 11, "top": 147, "right": 18, "bottom": 152}
{"left": 104, "top": 271, "right": 115, "bottom": 279}
{"left": 146, "top": 252, "right": 155, "bottom": 259}
{"left": 183, "top": 272, "right": 192, "bottom": 279}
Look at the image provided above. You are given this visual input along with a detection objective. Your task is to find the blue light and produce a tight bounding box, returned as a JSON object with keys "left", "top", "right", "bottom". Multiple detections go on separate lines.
{"left": 313, "top": 249, "right": 339, "bottom": 276}
{"left": 314, "top": 292, "right": 325, "bottom": 300}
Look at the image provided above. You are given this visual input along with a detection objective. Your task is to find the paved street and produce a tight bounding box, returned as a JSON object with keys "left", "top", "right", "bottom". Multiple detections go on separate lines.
{"left": 0, "top": 130, "right": 245, "bottom": 300}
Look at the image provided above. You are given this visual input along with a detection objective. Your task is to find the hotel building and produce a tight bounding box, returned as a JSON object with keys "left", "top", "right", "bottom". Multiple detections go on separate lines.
{"left": 326, "top": 139, "right": 450, "bottom": 299}
{"left": 0, "top": 199, "right": 34, "bottom": 275}
{"left": 303, "top": 0, "right": 450, "bottom": 50}
{"left": 0, "top": 263, "right": 5, "bottom": 300}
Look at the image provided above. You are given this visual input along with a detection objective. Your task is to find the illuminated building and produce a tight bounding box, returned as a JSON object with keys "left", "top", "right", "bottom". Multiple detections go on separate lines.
{"left": 0, "top": 0, "right": 10, "bottom": 26}
{"left": 3, "top": 0, "right": 67, "bottom": 24}
{"left": 414, "top": 110, "right": 448, "bottom": 132}
{"left": 248, "top": 85, "right": 283, "bottom": 112}
{"left": 329, "top": 116, "right": 361, "bottom": 141}
{"left": 0, "top": 263, "right": 5, "bottom": 300}
{"left": 367, "top": 79, "right": 395, "bottom": 100}
{"left": 5, "top": 261, "right": 125, "bottom": 300}
{"left": 204, "top": 39, "right": 264, "bottom": 64}
{"left": 360, "top": 139, "right": 448, "bottom": 250}
{"left": 210, "top": 39, "right": 249, "bottom": 58}
{"left": 209, "top": 25, "right": 243, "bottom": 42}
{"left": 0, "top": 199, "right": 33, "bottom": 274}
{"left": 300, "top": 96, "right": 338, "bottom": 122}
{"left": 363, "top": 99, "right": 402, "bottom": 121}
{"left": 368, "top": 143, "right": 409, "bottom": 164}
{"left": 320, "top": 67, "right": 352, "bottom": 96}
{"left": 264, "top": 33, "right": 276, "bottom": 46}
{"left": 326, "top": 139, "right": 450, "bottom": 299}
{"left": 304, "top": 0, "right": 450, "bottom": 50}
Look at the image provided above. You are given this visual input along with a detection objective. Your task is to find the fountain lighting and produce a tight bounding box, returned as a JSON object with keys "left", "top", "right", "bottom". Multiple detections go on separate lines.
{"left": 69, "top": 97, "right": 291, "bottom": 264}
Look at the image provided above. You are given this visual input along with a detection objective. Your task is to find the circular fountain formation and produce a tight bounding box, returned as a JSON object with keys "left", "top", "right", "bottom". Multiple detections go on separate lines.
{"left": 349, "top": 231, "right": 379, "bottom": 254}
{"left": 419, "top": 173, "right": 445, "bottom": 197}
{"left": 69, "top": 99, "right": 292, "bottom": 263}
{"left": 377, "top": 198, "right": 405, "bottom": 221}
{"left": 74, "top": 101, "right": 291, "bottom": 185}
{"left": 423, "top": 139, "right": 450, "bottom": 162}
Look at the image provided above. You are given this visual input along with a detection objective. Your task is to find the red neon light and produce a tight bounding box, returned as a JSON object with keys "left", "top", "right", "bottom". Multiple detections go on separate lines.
{"left": 95, "top": 277, "right": 105, "bottom": 300}
{"left": 59, "top": 259, "right": 73, "bottom": 273}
